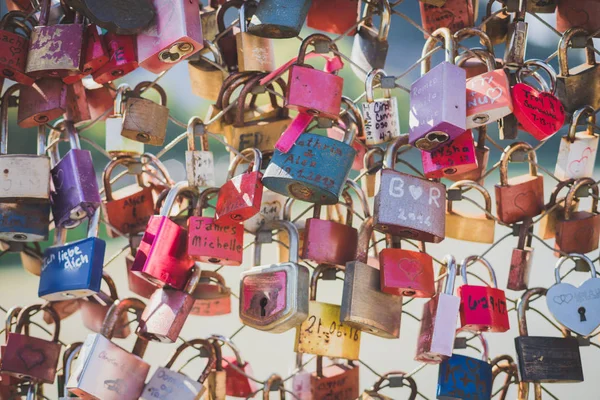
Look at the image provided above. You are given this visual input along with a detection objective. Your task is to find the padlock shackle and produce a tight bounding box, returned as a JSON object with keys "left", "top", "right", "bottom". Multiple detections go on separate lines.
{"left": 436, "top": 254, "right": 457, "bottom": 295}
{"left": 458, "top": 330, "right": 490, "bottom": 361}
{"left": 26, "top": 383, "right": 39, "bottom": 400}
{"left": 422, "top": 27, "right": 456, "bottom": 76}
{"left": 194, "top": 186, "right": 220, "bottom": 216}
{"left": 454, "top": 28, "right": 495, "bottom": 56}
{"left": 113, "top": 83, "right": 131, "bottom": 116}
{"left": 498, "top": 142, "right": 538, "bottom": 186}
{"left": 460, "top": 255, "right": 498, "bottom": 288}
{"left": 194, "top": 39, "right": 225, "bottom": 69}
{"left": 209, "top": 334, "right": 245, "bottom": 366}
{"left": 227, "top": 147, "right": 262, "bottom": 180}
{"left": 47, "top": 119, "right": 66, "bottom": 167}
{"left": 516, "top": 59, "right": 557, "bottom": 95}
{"left": 337, "top": 96, "right": 363, "bottom": 145}
{"left": 447, "top": 180, "right": 493, "bottom": 218}
{"left": 234, "top": 73, "right": 289, "bottom": 127}
{"left": 87, "top": 207, "right": 101, "bottom": 239}
{"left": 102, "top": 155, "right": 142, "bottom": 202}
{"left": 216, "top": 0, "right": 257, "bottom": 35}
{"left": 476, "top": 125, "right": 488, "bottom": 149}
{"left": 100, "top": 297, "right": 145, "bottom": 340}
{"left": 219, "top": 72, "right": 263, "bottom": 122}
{"left": 132, "top": 81, "right": 168, "bottom": 107}
{"left": 310, "top": 264, "right": 339, "bottom": 301}
{"left": 38, "top": 0, "right": 51, "bottom": 26}
{"left": 558, "top": 28, "right": 596, "bottom": 77}
{"left": 547, "top": 178, "right": 575, "bottom": 207}
{"left": 365, "top": 68, "right": 392, "bottom": 103}
{"left": 16, "top": 303, "right": 60, "bottom": 342}
{"left": 516, "top": 287, "right": 547, "bottom": 337}
{"left": 565, "top": 178, "right": 599, "bottom": 219}
{"left": 384, "top": 135, "right": 416, "bottom": 171}
{"left": 344, "top": 179, "right": 371, "bottom": 220}
{"left": 363, "top": 146, "right": 384, "bottom": 175}
{"left": 183, "top": 265, "right": 202, "bottom": 295}
{"left": 5, "top": 306, "right": 22, "bottom": 342}
{"left": 567, "top": 105, "right": 597, "bottom": 142}
{"left": 62, "top": 342, "right": 82, "bottom": 399}
{"left": 187, "top": 116, "right": 209, "bottom": 152}
{"left": 455, "top": 48, "right": 496, "bottom": 72}
{"left": 360, "top": 0, "right": 392, "bottom": 41}
{"left": 254, "top": 220, "right": 300, "bottom": 265}
{"left": 516, "top": 218, "right": 533, "bottom": 250}
{"left": 141, "top": 152, "right": 175, "bottom": 187}
{"left": 356, "top": 216, "right": 374, "bottom": 264}
{"left": 372, "top": 371, "right": 417, "bottom": 399}
{"left": 296, "top": 33, "right": 340, "bottom": 66}
{"left": 164, "top": 338, "right": 217, "bottom": 384}
{"left": 0, "top": 84, "right": 19, "bottom": 155}
{"left": 161, "top": 181, "right": 200, "bottom": 217}
{"left": 555, "top": 253, "right": 597, "bottom": 283}
{"left": 96, "top": 272, "right": 119, "bottom": 303}
{"left": 263, "top": 374, "right": 285, "bottom": 400}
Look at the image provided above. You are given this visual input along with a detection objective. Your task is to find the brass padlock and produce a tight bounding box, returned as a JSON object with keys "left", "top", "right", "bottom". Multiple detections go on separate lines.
{"left": 189, "top": 41, "right": 228, "bottom": 101}
{"left": 121, "top": 82, "right": 170, "bottom": 145}
{"left": 446, "top": 180, "right": 495, "bottom": 244}
{"left": 538, "top": 179, "right": 578, "bottom": 240}
{"left": 236, "top": 3, "right": 275, "bottom": 72}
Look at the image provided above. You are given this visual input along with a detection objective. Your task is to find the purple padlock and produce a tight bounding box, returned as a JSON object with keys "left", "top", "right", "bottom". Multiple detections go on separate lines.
{"left": 49, "top": 120, "right": 101, "bottom": 229}
{"left": 409, "top": 28, "right": 466, "bottom": 152}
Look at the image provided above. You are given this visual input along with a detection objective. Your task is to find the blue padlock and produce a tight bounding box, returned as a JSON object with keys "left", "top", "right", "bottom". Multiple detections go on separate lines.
{"left": 39, "top": 210, "right": 105, "bottom": 301}
{"left": 263, "top": 125, "right": 357, "bottom": 205}
{"left": 437, "top": 332, "right": 492, "bottom": 400}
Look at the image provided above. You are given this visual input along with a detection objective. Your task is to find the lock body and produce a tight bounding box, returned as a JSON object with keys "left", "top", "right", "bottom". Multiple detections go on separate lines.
{"left": 187, "top": 217, "right": 244, "bottom": 266}
{"left": 379, "top": 248, "right": 435, "bottom": 298}
{"left": 459, "top": 285, "right": 510, "bottom": 332}
{"left": 437, "top": 354, "right": 492, "bottom": 400}
{"left": 421, "top": 129, "right": 478, "bottom": 179}
{"left": 17, "top": 78, "right": 67, "bottom": 128}
{"left": 514, "top": 336, "right": 583, "bottom": 382}
{"left": 415, "top": 292, "right": 461, "bottom": 363}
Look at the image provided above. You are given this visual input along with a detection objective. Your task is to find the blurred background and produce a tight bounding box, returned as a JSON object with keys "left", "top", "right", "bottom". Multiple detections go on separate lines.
{"left": 0, "top": 0, "right": 599, "bottom": 398}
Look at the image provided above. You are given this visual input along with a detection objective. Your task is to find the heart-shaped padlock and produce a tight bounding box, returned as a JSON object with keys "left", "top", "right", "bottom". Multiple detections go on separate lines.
{"left": 511, "top": 83, "right": 565, "bottom": 140}
{"left": 546, "top": 254, "right": 600, "bottom": 337}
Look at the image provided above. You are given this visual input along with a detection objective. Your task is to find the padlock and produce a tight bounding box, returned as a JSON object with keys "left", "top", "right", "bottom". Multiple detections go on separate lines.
{"left": 419, "top": 0, "right": 475, "bottom": 36}
{"left": 138, "top": 266, "right": 201, "bottom": 343}
{"left": 361, "top": 371, "right": 418, "bottom": 400}
{"left": 67, "top": 298, "right": 151, "bottom": 400}
{"left": 512, "top": 60, "right": 566, "bottom": 140}
{"left": 189, "top": 41, "right": 228, "bottom": 101}
{"left": 209, "top": 335, "right": 256, "bottom": 397}
{"left": 556, "top": 28, "right": 600, "bottom": 114}
{"left": 556, "top": 0, "right": 600, "bottom": 37}
{"left": 39, "top": 210, "right": 105, "bottom": 300}
{"left": 64, "top": 80, "right": 92, "bottom": 126}
{"left": 277, "top": 197, "right": 306, "bottom": 263}
{"left": 421, "top": 129, "right": 478, "bottom": 179}
{"left": 136, "top": 0, "right": 203, "bottom": 73}
{"left": 131, "top": 182, "right": 196, "bottom": 289}
{"left": 482, "top": 0, "right": 510, "bottom": 46}
{"left": 490, "top": 355, "right": 519, "bottom": 400}
{"left": 26, "top": 0, "right": 84, "bottom": 78}
{"left": 47, "top": 120, "right": 101, "bottom": 229}
{"left": 415, "top": 255, "right": 460, "bottom": 363}
{"left": 291, "top": 353, "right": 313, "bottom": 400}
{"left": 445, "top": 180, "right": 495, "bottom": 243}
{"left": 309, "top": 356, "right": 360, "bottom": 399}
{"left": 515, "top": 287, "right": 583, "bottom": 382}
{"left": 57, "top": 341, "right": 83, "bottom": 400}
{"left": 503, "top": 0, "right": 528, "bottom": 70}
{"left": 236, "top": 3, "right": 275, "bottom": 71}
{"left": 326, "top": 95, "right": 368, "bottom": 171}
{"left": 190, "top": 270, "right": 232, "bottom": 316}
{"left": 454, "top": 47, "right": 497, "bottom": 80}
{"left": 295, "top": 264, "right": 361, "bottom": 359}
{"left": 18, "top": 242, "right": 44, "bottom": 276}
{"left": 379, "top": 235, "right": 435, "bottom": 298}
{"left": 263, "top": 374, "right": 286, "bottom": 400}
{"left": 494, "top": 142, "right": 544, "bottom": 224}
{"left": 239, "top": 220, "right": 309, "bottom": 332}
{"left": 1, "top": 304, "right": 62, "bottom": 383}
{"left": 62, "top": 0, "right": 156, "bottom": 35}
{"left": 285, "top": 34, "right": 344, "bottom": 120}
{"left": 43, "top": 298, "right": 80, "bottom": 325}
{"left": 215, "top": 148, "right": 264, "bottom": 224}
{"left": 248, "top": 0, "right": 311, "bottom": 38}
{"left": 350, "top": 1, "right": 391, "bottom": 79}
{"left": 200, "top": 0, "right": 219, "bottom": 42}
{"left": 447, "top": 126, "right": 489, "bottom": 183}
{"left": 437, "top": 332, "right": 493, "bottom": 400}
{"left": 458, "top": 255, "right": 510, "bottom": 332}
{"left": 102, "top": 156, "right": 155, "bottom": 237}
{"left": 361, "top": 68, "right": 401, "bottom": 145}
{"left": 555, "top": 178, "right": 600, "bottom": 255}
{"left": 86, "top": 82, "right": 115, "bottom": 122}
{"left": 64, "top": 23, "right": 109, "bottom": 84}
{"left": 307, "top": 0, "right": 360, "bottom": 36}
{"left": 341, "top": 217, "right": 403, "bottom": 338}
{"left": 204, "top": 340, "right": 227, "bottom": 400}
{"left": 410, "top": 28, "right": 466, "bottom": 151}
{"left": 538, "top": 179, "right": 577, "bottom": 240}
{"left": 185, "top": 116, "right": 215, "bottom": 188}
{"left": 555, "top": 106, "right": 598, "bottom": 180}
{"left": 507, "top": 219, "right": 534, "bottom": 291}
{"left": 215, "top": 0, "right": 256, "bottom": 71}
{"left": 374, "top": 135, "right": 446, "bottom": 242}
{"left": 92, "top": 32, "right": 138, "bottom": 84}
{"left": 0, "top": 87, "right": 51, "bottom": 242}
{"left": 244, "top": 168, "right": 286, "bottom": 234}
{"left": 361, "top": 147, "right": 383, "bottom": 197}
{"left": 120, "top": 81, "right": 169, "bottom": 145}
{"left": 78, "top": 273, "right": 130, "bottom": 339}
{"left": 0, "top": 11, "right": 35, "bottom": 85}
{"left": 126, "top": 235, "right": 160, "bottom": 299}
{"left": 528, "top": 0, "right": 556, "bottom": 12}
{"left": 1, "top": 305, "right": 25, "bottom": 389}
{"left": 105, "top": 85, "right": 145, "bottom": 156}
{"left": 223, "top": 74, "right": 291, "bottom": 154}
{"left": 17, "top": 78, "right": 67, "bottom": 128}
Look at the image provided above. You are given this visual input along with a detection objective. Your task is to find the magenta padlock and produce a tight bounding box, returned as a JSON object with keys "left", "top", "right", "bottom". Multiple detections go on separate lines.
{"left": 48, "top": 120, "right": 101, "bottom": 229}
{"left": 409, "top": 27, "right": 466, "bottom": 152}
{"left": 286, "top": 34, "right": 344, "bottom": 120}
{"left": 421, "top": 129, "right": 478, "bottom": 179}
{"left": 136, "top": 0, "right": 203, "bottom": 73}
{"left": 138, "top": 266, "right": 201, "bottom": 343}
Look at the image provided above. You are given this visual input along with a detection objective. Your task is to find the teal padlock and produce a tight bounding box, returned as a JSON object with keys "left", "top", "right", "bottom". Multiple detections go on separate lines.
{"left": 263, "top": 128, "right": 356, "bottom": 205}
{"left": 248, "top": 0, "right": 313, "bottom": 39}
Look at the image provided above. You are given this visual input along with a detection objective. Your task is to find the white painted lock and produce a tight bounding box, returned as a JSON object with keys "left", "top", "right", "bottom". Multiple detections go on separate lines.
{"left": 555, "top": 106, "right": 598, "bottom": 180}
{"left": 186, "top": 117, "right": 215, "bottom": 188}
{"left": 361, "top": 69, "right": 401, "bottom": 145}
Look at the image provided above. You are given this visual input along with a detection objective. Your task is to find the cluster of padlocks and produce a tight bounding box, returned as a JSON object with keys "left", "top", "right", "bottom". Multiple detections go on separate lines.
{"left": 0, "top": 0, "right": 599, "bottom": 398}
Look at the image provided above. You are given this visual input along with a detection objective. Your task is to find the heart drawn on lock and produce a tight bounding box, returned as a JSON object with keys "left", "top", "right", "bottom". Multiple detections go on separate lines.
{"left": 511, "top": 83, "right": 566, "bottom": 141}
{"left": 53, "top": 168, "right": 65, "bottom": 191}
{"left": 565, "top": 6, "right": 590, "bottom": 25}
{"left": 513, "top": 191, "right": 537, "bottom": 215}
{"left": 568, "top": 147, "right": 593, "bottom": 176}
{"left": 398, "top": 258, "right": 423, "bottom": 281}
{"left": 547, "top": 277, "right": 600, "bottom": 337}
{"left": 18, "top": 345, "right": 47, "bottom": 370}
{"left": 9, "top": 46, "right": 22, "bottom": 57}
{"left": 409, "top": 185, "right": 423, "bottom": 201}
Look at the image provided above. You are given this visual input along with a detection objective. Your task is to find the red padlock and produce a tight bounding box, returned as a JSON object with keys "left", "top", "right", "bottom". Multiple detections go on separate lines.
{"left": 63, "top": 24, "right": 109, "bottom": 84}
{"left": 306, "top": 0, "right": 360, "bottom": 35}
{"left": 286, "top": 34, "right": 344, "bottom": 120}
{"left": 379, "top": 235, "right": 435, "bottom": 298}
{"left": 130, "top": 182, "right": 196, "bottom": 290}
{"left": 0, "top": 11, "right": 35, "bottom": 85}
{"left": 85, "top": 82, "right": 115, "bottom": 122}
{"left": 92, "top": 32, "right": 138, "bottom": 84}
{"left": 126, "top": 235, "right": 160, "bottom": 299}
{"left": 17, "top": 78, "right": 67, "bottom": 128}
{"left": 215, "top": 148, "right": 264, "bottom": 224}
{"left": 421, "top": 129, "right": 478, "bottom": 179}
{"left": 210, "top": 335, "right": 257, "bottom": 398}
{"left": 458, "top": 255, "right": 510, "bottom": 332}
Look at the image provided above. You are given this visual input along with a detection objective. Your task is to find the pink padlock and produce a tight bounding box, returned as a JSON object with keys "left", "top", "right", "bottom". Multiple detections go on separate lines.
{"left": 421, "top": 129, "right": 478, "bottom": 179}
{"left": 136, "top": 0, "right": 203, "bottom": 73}
{"left": 286, "top": 34, "right": 343, "bottom": 120}
{"left": 326, "top": 96, "right": 367, "bottom": 171}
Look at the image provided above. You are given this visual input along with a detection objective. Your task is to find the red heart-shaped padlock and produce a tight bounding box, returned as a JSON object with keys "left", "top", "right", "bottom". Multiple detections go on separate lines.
{"left": 511, "top": 83, "right": 566, "bottom": 141}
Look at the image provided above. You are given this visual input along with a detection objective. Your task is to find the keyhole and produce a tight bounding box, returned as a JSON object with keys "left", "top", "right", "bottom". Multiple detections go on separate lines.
{"left": 578, "top": 307, "right": 587, "bottom": 322}
{"left": 260, "top": 297, "right": 268, "bottom": 317}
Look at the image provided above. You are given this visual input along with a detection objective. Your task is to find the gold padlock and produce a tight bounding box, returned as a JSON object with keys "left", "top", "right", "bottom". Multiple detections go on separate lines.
{"left": 236, "top": 3, "right": 275, "bottom": 72}
{"left": 189, "top": 41, "right": 228, "bottom": 102}
{"left": 206, "top": 340, "right": 227, "bottom": 400}
{"left": 445, "top": 180, "right": 495, "bottom": 243}
{"left": 121, "top": 82, "right": 170, "bottom": 146}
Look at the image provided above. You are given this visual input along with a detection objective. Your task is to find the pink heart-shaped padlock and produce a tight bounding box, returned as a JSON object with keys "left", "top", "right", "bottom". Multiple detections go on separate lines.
{"left": 511, "top": 83, "right": 566, "bottom": 141}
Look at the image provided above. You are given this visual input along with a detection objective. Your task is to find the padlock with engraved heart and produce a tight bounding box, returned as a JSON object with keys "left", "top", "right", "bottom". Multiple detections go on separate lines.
{"left": 555, "top": 106, "right": 599, "bottom": 180}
